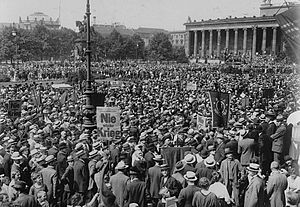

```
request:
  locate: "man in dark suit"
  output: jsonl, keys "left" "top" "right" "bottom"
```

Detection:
{"left": 125, "top": 169, "right": 148, "bottom": 207}
{"left": 265, "top": 111, "right": 277, "bottom": 137}
{"left": 159, "top": 164, "right": 182, "bottom": 198}
{"left": 147, "top": 154, "right": 163, "bottom": 207}
{"left": 13, "top": 180, "right": 38, "bottom": 207}
{"left": 56, "top": 142, "right": 68, "bottom": 178}
{"left": 271, "top": 115, "right": 286, "bottom": 164}
{"left": 73, "top": 150, "right": 89, "bottom": 205}
{"left": 40, "top": 155, "right": 58, "bottom": 207}
{"left": 177, "top": 171, "right": 200, "bottom": 207}
{"left": 144, "top": 143, "right": 156, "bottom": 169}
{"left": 257, "top": 125, "right": 273, "bottom": 176}
{"left": 244, "top": 163, "right": 265, "bottom": 207}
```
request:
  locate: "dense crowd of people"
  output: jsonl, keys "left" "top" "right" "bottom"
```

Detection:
{"left": 0, "top": 59, "right": 299, "bottom": 207}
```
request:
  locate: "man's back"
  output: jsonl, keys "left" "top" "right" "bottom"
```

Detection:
{"left": 267, "top": 171, "right": 288, "bottom": 207}
{"left": 126, "top": 179, "right": 147, "bottom": 207}
{"left": 110, "top": 171, "right": 129, "bottom": 207}
{"left": 148, "top": 165, "right": 161, "bottom": 199}
{"left": 177, "top": 185, "right": 201, "bottom": 207}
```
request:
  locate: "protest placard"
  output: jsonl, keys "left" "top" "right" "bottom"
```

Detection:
{"left": 96, "top": 107, "right": 121, "bottom": 140}
{"left": 8, "top": 100, "right": 22, "bottom": 119}
{"left": 186, "top": 82, "right": 197, "bottom": 91}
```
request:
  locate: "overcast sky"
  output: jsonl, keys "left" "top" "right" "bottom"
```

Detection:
{"left": 0, "top": 0, "right": 295, "bottom": 31}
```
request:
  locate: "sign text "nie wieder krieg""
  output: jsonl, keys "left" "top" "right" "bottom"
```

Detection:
{"left": 96, "top": 107, "right": 121, "bottom": 139}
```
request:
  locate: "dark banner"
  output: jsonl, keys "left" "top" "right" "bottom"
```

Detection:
{"left": 263, "top": 88, "right": 275, "bottom": 99}
{"left": 275, "top": 6, "right": 300, "bottom": 61}
{"left": 91, "top": 93, "right": 106, "bottom": 107}
{"left": 208, "top": 91, "right": 230, "bottom": 128}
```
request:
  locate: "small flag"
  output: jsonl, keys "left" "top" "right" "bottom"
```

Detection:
{"left": 59, "top": 91, "right": 68, "bottom": 105}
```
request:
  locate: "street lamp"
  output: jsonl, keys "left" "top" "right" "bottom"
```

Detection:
{"left": 83, "top": 0, "right": 96, "bottom": 130}
{"left": 11, "top": 30, "right": 18, "bottom": 66}
{"left": 136, "top": 43, "right": 139, "bottom": 60}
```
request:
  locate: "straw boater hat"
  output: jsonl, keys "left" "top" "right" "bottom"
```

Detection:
{"left": 45, "top": 155, "right": 56, "bottom": 164}
{"left": 160, "top": 164, "right": 170, "bottom": 171}
{"left": 153, "top": 154, "right": 164, "bottom": 162}
{"left": 67, "top": 155, "right": 74, "bottom": 162}
{"left": 184, "top": 154, "right": 196, "bottom": 164}
{"left": 174, "top": 161, "right": 185, "bottom": 173}
{"left": 89, "top": 150, "right": 99, "bottom": 159}
{"left": 204, "top": 156, "right": 216, "bottom": 168}
{"left": 246, "top": 163, "right": 260, "bottom": 172}
{"left": 115, "top": 161, "right": 129, "bottom": 170}
{"left": 11, "top": 152, "right": 23, "bottom": 160}
{"left": 184, "top": 171, "right": 197, "bottom": 182}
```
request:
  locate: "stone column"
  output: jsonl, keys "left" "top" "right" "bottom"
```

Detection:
{"left": 252, "top": 26, "right": 257, "bottom": 58}
{"left": 217, "top": 29, "right": 221, "bottom": 57}
{"left": 262, "top": 27, "right": 267, "bottom": 53}
{"left": 185, "top": 31, "right": 190, "bottom": 57}
{"left": 201, "top": 30, "right": 205, "bottom": 58}
{"left": 272, "top": 27, "right": 277, "bottom": 55}
{"left": 243, "top": 28, "right": 247, "bottom": 54}
{"left": 193, "top": 31, "right": 198, "bottom": 57}
{"left": 225, "top": 29, "right": 229, "bottom": 50}
{"left": 209, "top": 30, "right": 213, "bottom": 56}
{"left": 234, "top": 28, "right": 238, "bottom": 54}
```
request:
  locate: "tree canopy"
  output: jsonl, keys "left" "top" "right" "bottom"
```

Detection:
{"left": 0, "top": 26, "right": 185, "bottom": 63}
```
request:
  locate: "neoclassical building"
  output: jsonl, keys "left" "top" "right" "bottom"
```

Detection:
{"left": 184, "top": 1, "right": 297, "bottom": 58}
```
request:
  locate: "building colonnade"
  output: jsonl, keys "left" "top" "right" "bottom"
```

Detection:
{"left": 188, "top": 26, "right": 280, "bottom": 58}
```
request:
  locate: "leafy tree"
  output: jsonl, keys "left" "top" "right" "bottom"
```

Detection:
{"left": 173, "top": 46, "right": 188, "bottom": 63}
{"left": 148, "top": 33, "right": 172, "bottom": 61}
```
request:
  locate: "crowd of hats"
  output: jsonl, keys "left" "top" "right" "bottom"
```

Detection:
{"left": 0, "top": 62, "right": 298, "bottom": 185}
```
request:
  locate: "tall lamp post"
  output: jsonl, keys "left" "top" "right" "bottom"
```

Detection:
{"left": 83, "top": 0, "right": 96, "bottom": 130}
{"left": 11, "top": 30, "right": 18, "bottom": 66}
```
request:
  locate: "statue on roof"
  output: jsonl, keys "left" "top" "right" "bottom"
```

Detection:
{"left": 262, "top": 0, "right": 271, "bottom": 4}
{"left": 187, "top": 16, "right": 192, "bottom": 23}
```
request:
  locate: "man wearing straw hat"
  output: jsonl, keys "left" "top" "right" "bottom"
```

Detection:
{"left": 177, "top": 171, "right": 200, "bottom": 207}
{"left": 244, "top": 163, "right": 265, "bottom": 207}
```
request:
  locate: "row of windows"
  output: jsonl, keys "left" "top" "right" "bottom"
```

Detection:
{"left": 172, "top": 39, "right": 184, "bottom": 45}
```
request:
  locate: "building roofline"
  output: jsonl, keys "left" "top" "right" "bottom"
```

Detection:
{"left": 184, "top": 15, "right": 277, "bottom": 26}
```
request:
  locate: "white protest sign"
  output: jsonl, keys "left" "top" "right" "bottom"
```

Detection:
{"left": 186, "top": 82, "right": 197, "bottom": 91}
{"left": 96, "top": 107, "right": 121, "bottom": 139}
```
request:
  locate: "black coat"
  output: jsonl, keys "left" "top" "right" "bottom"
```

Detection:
{"left": 160, "top": 176, "right": 182, "bottom": 198}
{"left": 125, "top": 179, "right": 148, "bottom": 207}
{"left": 73, "top": 158, "right": 89, "bottom": 193}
